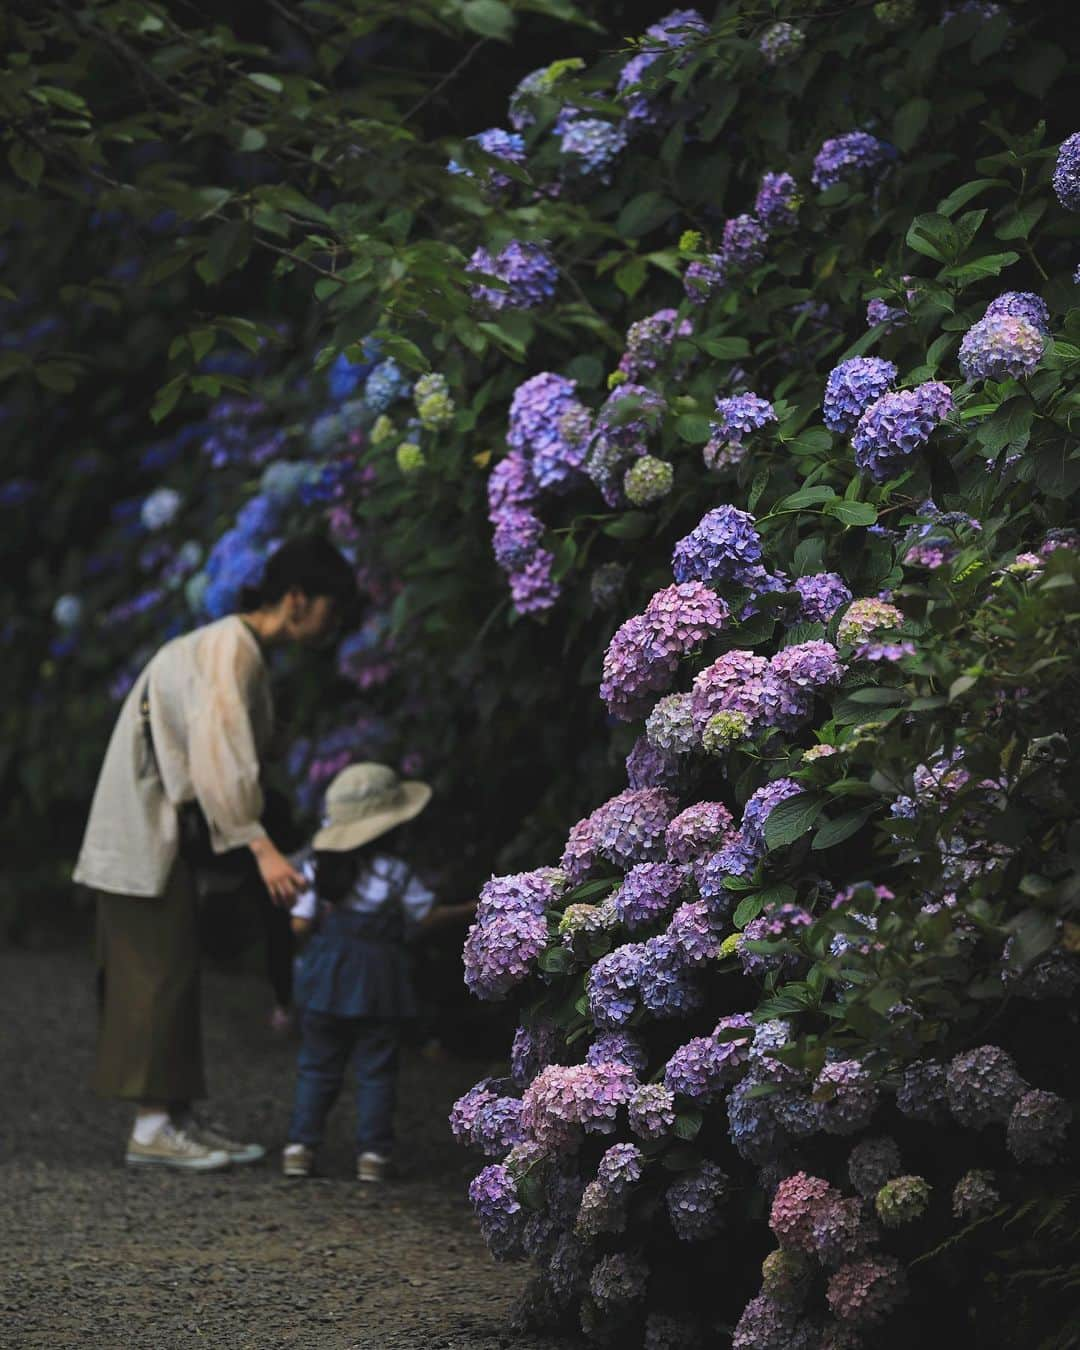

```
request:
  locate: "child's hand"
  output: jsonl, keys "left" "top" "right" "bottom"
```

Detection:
{"left": 290, "top": 916, "right": 314, "bottom": 938}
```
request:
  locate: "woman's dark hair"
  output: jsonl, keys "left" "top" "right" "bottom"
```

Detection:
{"left": 239, "top": 533, "right": 359, "bottom": 617}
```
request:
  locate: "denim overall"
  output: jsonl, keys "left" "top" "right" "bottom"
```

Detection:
{"left": 288, "top": 895, "right": 415, "bottom": 1156}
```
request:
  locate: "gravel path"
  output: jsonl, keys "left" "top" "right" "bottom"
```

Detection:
{"left": 0, "top": 948, "right": 564, "bottom": 1350}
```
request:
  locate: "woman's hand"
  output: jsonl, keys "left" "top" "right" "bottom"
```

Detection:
{"left": 249, "top": 836, "right": 304, "bottom": 907}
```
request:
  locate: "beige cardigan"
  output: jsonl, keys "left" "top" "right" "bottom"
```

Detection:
{"left": 73, "top": 616, "right": 274, "bottom": 898}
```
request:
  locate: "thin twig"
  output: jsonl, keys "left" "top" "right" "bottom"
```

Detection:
{"left": 402, "top": 38, "right": 488, "bottom": 123}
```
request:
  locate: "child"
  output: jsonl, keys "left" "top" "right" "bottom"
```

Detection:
{"left": 282, "top": 762, "right": 474, "bottom": 1181}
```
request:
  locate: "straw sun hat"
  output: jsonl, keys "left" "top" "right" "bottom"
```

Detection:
{"left": 313, "top": 762, "right": 432, "bottom": 852}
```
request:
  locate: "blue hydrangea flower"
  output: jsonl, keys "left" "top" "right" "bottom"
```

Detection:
{"left": 794, "top": 572, "right": 853, "bottom": 625}
{"left": 364, "top": 359, "right": 411, "bottom": 413}
{"left": 587, "top": 944, "right": 646, "bottom": 1028}
{"left": 983, "top": 291, "right": 1050, "bottom": 334}
{"left": 866, "top": 297, "right": 906, "bottom": 331}
{"left": 684, "top": 254, "right": 726, "bottom": 304}
{"left": 759, "top": 22, "right": 804, "bottom": 65}
{"left": 958, "top": 312, "right": 1045, "bottom": 382}
{"left": 721, "top": 214, "right": 769, "bottom": 270}
{"left": 141, "top": 487, "right": 182, "bottom": 531}
{"left": 468, "top": 241, "right": 558, "bottom": 311}
{"left": 672, "top": 505, "right": 763, "bottom": 584}
{"left": 823, "top": 357, "right": 897, "bottom": 434}
{"left": 1052, "top": 132, "right": 1080, "bottom": 210}
{"left": 665, "top": 1161, "right": 729, "bottom": 1239}
{"left": 447, "top": 127, "right": 526, "bottom": 192}
{"left": 755, "top": 172, "right": 800, "bottom": 230}
{"left": 711, "top": 393, "right": 777, "bottom": 446}
{"left": 558, "top": 117, "right": 628, "bottom": 177}
{"left": 811, "top": 132, "right": 895, "bottom": 191}
{"left": 508, "top": 548, "right": 560, "bottom": 615}
{"left": 852, "top": 381, "right": 954, "bottom": 481}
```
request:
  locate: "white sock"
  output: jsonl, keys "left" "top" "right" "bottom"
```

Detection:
{"left": 132, "top": 1110, "right": 170, "bottom": 1145}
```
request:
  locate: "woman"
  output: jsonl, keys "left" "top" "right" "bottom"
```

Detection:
{"left": 74, "top": 533, "right": 357, "bottom": 1171}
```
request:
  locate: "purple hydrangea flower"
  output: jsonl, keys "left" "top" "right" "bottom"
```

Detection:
{"left": 595, "top": 381, "right": 666, "bottom": 447}
{"left": 613, "top": 862, "right": 685, "bottom": 930}
{"left": 469, "top": 1163, "right": 524, "bottom": 1260}
{"left": 463, "top": 908, "right": 549, "bottom": 1000}
{"left": 741, "top": 778, "right": 803, "bottom": 854}
{"left": 646, "top": 693, "right": 699, "bottom": 756}
{"left": 823, "top": 357, "right": 898, "bottom": 434}
{"left": 522, "top": 1061, "right": 638, "bottom": 1149}
{"left": 684, "top": 254, "right": 727, "bottom": 304}
{"left": 739, "top": 904, "right": 814, "bottom": 976}
{"left": 590, "top": 560, "right": 627, "bottom": 610}
{"left": 711, "top": 392, "right": 777, "bottom": 447}
{"left": 896, "top": 1059, "right": 948, "bottom": 1121}
{"left": 511, "top": 1021, "right": 559, "bottom": 1088}
{"left": 619, "top": 307, "right": 694, "bottom": 379}
{"left": 591, "top": 788, "right": 677, "bottom": 867}
{"left": 558, "top": 117, "right": 628, "bottom": 177}
{"left": 691, "top": 651, "right": 770, "bottom": 732}
{"left": 815, "top": 1059, "right": 879, "bottom": 1134}
{"left": 450, "top": 1079, "right": 498, "bottom": 1147}
{"left": 866, "top": 297, "right": 907, "bottom": 331}
{"left": 468, "top": 241, "right": 558, "bottom": 311}
{"left": 759, "top": 22, "right": 804, "bottom": 65}
{"left": 1052, "top": 132, "right": 1080, "bottom": 211}
{"left": 952, "top": 1169, "right": 1000, "bottom": 1219}
{"left": 769, "top": 638, "right": 843, "bottom": 708}
{"left": 626, "top": 735, "right": 681, "bottom": 790}
{"left": 644, "top": 581, "right": 731, "bottom": 656}
{"left": 722, "top": 214, "right": 769, "bottom": 270}
{"left": 665, "top": 801, "right": 736, "bottom": 863}
{"left": 812, "top": 132, "right": 895, "bottom": 191}
{"left": 673, "top": 505, "right": 763, "bottom": 585}
{"left": 589, "top": 1251, "right": 648, "bottom": 1310}
{"left": 667, "top": 899, "right": 724, "bottom": 966}
{"left": 826, "top": 1256, "right": 908, "bottom": 1327}
{"left": 561, "top": 814, "right": 599, "bottom": 884}
{"left": 727, "top": 1073, "right": 786, "bottom": 1163}
{"left": 628, "top": 1083, "right": 677, "bottom": 1139}
{"left": 852, "top": 380, "right": 954, "bottom": 480}
{"left": 946, "top": 1045, "right": 1027, "bottom": 1128}
{"left": 755, "top": 171, "right": 800, "bottom": 230}
{"left": 770, "top": 1172, "right": 840, "bottom": 1251}
{"left": 508, "top": 548, "right": 560, "bottom": 615}
{"left": 794, "top": 572, "right": 853, "bottom": 625}
{"left": 492, "top": 508, "right": 544, "bottom": 569}
{"left": 811, "top": 1195, "right": 877, "bottom": 1266}
{"left": 666, "top": 1161, "right": 729, "bottom": 1239}
{"left": 473, "top": 1096, "right": 525, "bottom": 1158}
{"left": 959, "top": 313, "right": 1045, "bottom": 382}
{"left": 587, "top": 1031, "right": 647, "bottom": 1074}
{"left": 639, "top": 933, "right": 703, "bottom": 1018}
{"left": 734, "top": 1295, "right": 818, "bottom": 1350}
{"left": 665, "top": 1034, "right": 743, "bottom": 1102}
{"left": 506, "top": 372, "right": 584, "bottom": 489}
{"left": 984, "top": 291, "right": 1050, "bottom": 334}
{"left": 487, "top": 451, "right": 538, "bottom": 520}
{"left": 1007, "top": 1088, "right": 1071, "bottom": 1164}
{"left": 587, "top": 943, "right": 647, "bottom": 1027}
{"left": 447, "top": 127, "right": 527, "bottom": 192}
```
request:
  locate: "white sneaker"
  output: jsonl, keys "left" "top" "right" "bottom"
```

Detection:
{"left": 357, "top": 1151, "right": 389, "bottom": 1183}
{"left": 185, "top": 1115, "right": 266, "bottom": 1166}
{"left": 283, "top": 1143, "right": 314, "bottom": 1178}
{"left": 125, "top": 1121, "right": 232, "bottom": 1172}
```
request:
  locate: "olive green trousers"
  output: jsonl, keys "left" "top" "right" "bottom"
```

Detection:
{"left": 92, "top": 861, "right": 207, "bottom": 1102}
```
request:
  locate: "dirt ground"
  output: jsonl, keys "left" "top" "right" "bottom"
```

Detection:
{"left": 0, "top": 946, "right": 566, "bottom": 1350}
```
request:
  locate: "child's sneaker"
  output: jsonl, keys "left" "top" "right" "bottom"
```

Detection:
{"left": 357, "top": 1151, "right": 389, "bottom": 1183}
{"left": 282, "top": 1143, "right": 314, "bottom": 1178}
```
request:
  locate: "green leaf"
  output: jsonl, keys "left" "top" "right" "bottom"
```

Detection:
{"left": 763, "top": 793, "right": 825, "bottom": 850}
{"left": 939, "top": 251, "right": 1019, "bottom": 286}
{"left": 892, "top": 97, "right": 931, "bottom": 153}
{"left": 994, "top": 200, "right": 1046, "bottom": 241}
{"left": 847, "top": 687, "right": 907, "bottom": 705}
{"left": 616, "top": 191, "right": 677, "bottom": 239}
{"left": 812, "top": 807, "right": 873, "bottom": 851}
{"left": 462, "top": 0, "right": 514, "bottom": 38}
{"left": 697, "top": 336, "right": 750, "bottom": 360}
{"left": 8, "top": 140, "right": 44, "bottom": 188}
{"left": 673, "top": 1110, "right": 703, "bottom": 1142}
{"left": 785, "top": 427, "right": 834, "bottom": 457}
{"left": 733, "top": 895, "right": 765, "bottom": 929}
{"left": 615, "top": 256, "right": 647, "bottom": 298}
{"left": 675, "top": 413, "right": 712, "bottom": 444}
{"left": 248, "top": 72, "right": 284, "bottom": 93}
{"left": 824, "top": 499, "right": 877, "bottom": 528}
{"left": 538, "top": 946, "right": 572, "bottom": 975}
{"left": 936, "top": 178, "right": 1006, "bottom": 217}
{"left": 602, "top": 511, "right": 652, "bottom": 541}
{"left": 906, "top": 213, "right": 957, "bottom": 263}
{"left": 776, "top": 485, "right": 837, "bottom": 511}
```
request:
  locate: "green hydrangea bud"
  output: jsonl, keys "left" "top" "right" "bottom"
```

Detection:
{"left": 875, "top": 1174, "right": 932, "bottom": 1228}
{"left": 761, "top": 1249, "right": 813, "bottom": 1308}
{"left": 873, "top": 0, "right": 917, "bottom": 28}
{"left": 624, "top": 455, "right": 674, "bottom": 507}
{"left": 679, "top": 229, "right": 703, "bottom": 254}
{"left": 371, "top": 415, "right": 395, "bottom": 444}
{"left": 396, "top": 442, "right": 425, "bottom": 474}
{"left": 718, "top": 932, "right": 742, "bottom": 959}
{"left": 702, "top": 709, "right": 750, "bottom": 753}
{"left": 607, "top": 369, "right": 628, "bottom": 390}
{"left": 414, "top": 372, "right": 455, "bottom": 430}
